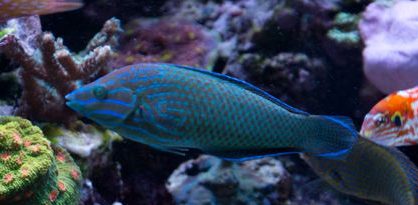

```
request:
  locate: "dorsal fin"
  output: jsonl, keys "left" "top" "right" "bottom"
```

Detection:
{"left": 323, "top": 115, "right": 356, "bottom": 130}
{"left": 160, "top": 63, "right": 309, "bottom": 116}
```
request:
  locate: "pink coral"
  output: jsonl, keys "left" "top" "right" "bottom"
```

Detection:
{"left": 360, "top": 0, "right": 418, "bottom": 94}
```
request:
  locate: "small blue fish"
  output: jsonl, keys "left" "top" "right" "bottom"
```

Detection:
{"left": 65, "top": 63, "right": 358, "bottom": 161}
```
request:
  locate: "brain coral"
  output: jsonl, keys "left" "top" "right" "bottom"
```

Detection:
{"left": 0, "top": 116, "right": 81, "bottom": 205}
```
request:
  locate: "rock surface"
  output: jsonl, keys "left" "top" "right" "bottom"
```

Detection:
{"left": 167, "top": 155, "right": 292, "bottom": 205}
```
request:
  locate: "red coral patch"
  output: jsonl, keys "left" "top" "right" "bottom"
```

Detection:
{"left": 58, "top": 180, "right": 67, "bottom": 192}
{"left": 49, "top": 190, "right": 58, "bottom": 202}
{"left": 0, "top": 152, "right": 10, "bottom": 161}
{"left": 21, "top": 167, "right": 29, "bottom": 177}
{"left": 3, "top": 173, "right": 13, "bottom": 184}
{"left": 56, "top": 152, "right": 66, "bottom": 163}
{"left": 23, "top": 140, "right": 31, "bottom": 147}
{"left": 70, "top": 169, "right": 80, "bottom": 181}
{"left": 12, "top": 132, "right": 23, "bottom": 145}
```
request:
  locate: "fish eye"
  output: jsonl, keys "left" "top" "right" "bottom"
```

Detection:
{"left": 391, "top": 112, "right": 402, "bottom": 127}
{"left": 92, "top": 86, "right": 107, "bottom": 100}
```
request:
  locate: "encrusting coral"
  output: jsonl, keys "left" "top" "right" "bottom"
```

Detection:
{"left": 0, "top": 116, "right": 82, "bottom": 205}
{"left": 0, "top": 18, "right": 122, "bottom": 124}
{"left": 227, "top": 52, "right": 328, "bottom": 112}
{"left": 110, "top": 18, "right": 217, "bottom": 69}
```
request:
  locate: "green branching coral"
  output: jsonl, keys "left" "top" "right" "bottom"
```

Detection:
{"left": 0, "top": 116, "right": 81, "bottom": 205}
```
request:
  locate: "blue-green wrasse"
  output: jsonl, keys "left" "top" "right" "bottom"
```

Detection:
{"left": 302, "top": 137, "right": 418, "bottom": 205}
{"left": 65, "top": 63, "right": 358, "bottom": 161}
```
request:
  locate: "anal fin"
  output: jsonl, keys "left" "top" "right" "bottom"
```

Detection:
{"left": 207, "top": 147, "right": 304, "bottom": 162}
{"left": 149, "top": 144, "right": 195, "bottom": 156}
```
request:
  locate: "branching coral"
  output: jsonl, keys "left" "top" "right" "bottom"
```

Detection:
{"left": 0, "top": 116, "right": 82, "bottom": 205}
{"left": 0, "top": 18, "right": 121, "bottom": 124}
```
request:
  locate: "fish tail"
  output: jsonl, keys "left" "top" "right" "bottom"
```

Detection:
{"left": 305, "top": 115, "right": 358, "bottom": 159}
{"left": 35, "top": 0, "right": 83, "bottom": 15}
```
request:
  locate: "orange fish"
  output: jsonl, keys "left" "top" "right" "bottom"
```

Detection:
{"left": 361, "top": 86, "right": 418, "bottom": 146}
{"left": 0, "top": 0, "right": 83, "bottom": 22}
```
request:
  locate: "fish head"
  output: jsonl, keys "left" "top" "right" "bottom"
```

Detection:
{"left": 360, "top": 92, "right": 415, "bottom": 146}
{"left": 65, "top": 77, "right": 137, "bottom": 129}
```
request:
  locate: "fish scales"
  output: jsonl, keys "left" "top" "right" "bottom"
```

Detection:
{"left": 107, "top": 65, "right": 299, "bottom": 148}
{"left": 66, "top": 63, "right": 357, "bottom": 161}
{"left": 302, "top": 137, "right": 418, "bottom": 205}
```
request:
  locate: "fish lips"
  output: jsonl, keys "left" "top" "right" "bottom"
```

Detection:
{"left": 65, "top": 93, "right": 74, "bottom": 101}
{"left": 65, "top": 92, "right": 81, "bottom": 111}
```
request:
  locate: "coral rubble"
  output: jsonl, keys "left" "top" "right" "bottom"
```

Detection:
{"left": 0, "top": 116, "right": 82, "bottom": 205}
{"left": 167, "top": 155, "right": 292, "bottom": 205}
{"left": 0, "top": 17, "right": 121, "bottom": 124}
{"left": 42, "top": 122, "right": 121, "bottom": 158}
{"left": 82, "top": 142, "right": 181, "bottom": 205}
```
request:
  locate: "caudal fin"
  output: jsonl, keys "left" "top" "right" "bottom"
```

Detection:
{"left": 306, "top": 115, "right": 358, "bottom": 159}
{"left": 38, "top": 0, "right": 84, "bottom": 15}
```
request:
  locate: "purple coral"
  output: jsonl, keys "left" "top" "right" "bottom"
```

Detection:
{"left": 110, "top": 18, "right": 217, "bottom": 68}
{"left": 0, "top": 18, "right": 121, "bottom": 123}
{"left": 360, "top": 0, "right": 418, "bottom": 94}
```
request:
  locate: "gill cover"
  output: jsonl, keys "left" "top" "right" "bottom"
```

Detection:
{"left": 66, "top": 86, "right": 137, "bottom": 128}
{"left": 88, "top": 87, "right": 137, "bottom": 126}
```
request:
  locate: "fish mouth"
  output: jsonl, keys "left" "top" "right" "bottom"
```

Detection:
{"left": 65, "top": 101, "right": 81, "bottom": 112}
{"left": 64, "top": 93, "right": 73, "bottom": 101}
{"left": 360, "top": 129, "right": 372, "bottom": 138}
{"left": 65, "top": 93, "right": 79, "bottom": 111}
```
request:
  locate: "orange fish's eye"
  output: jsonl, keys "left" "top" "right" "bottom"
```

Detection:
{"left": 390, "top": 112, "right": 402, "bottom": 127}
